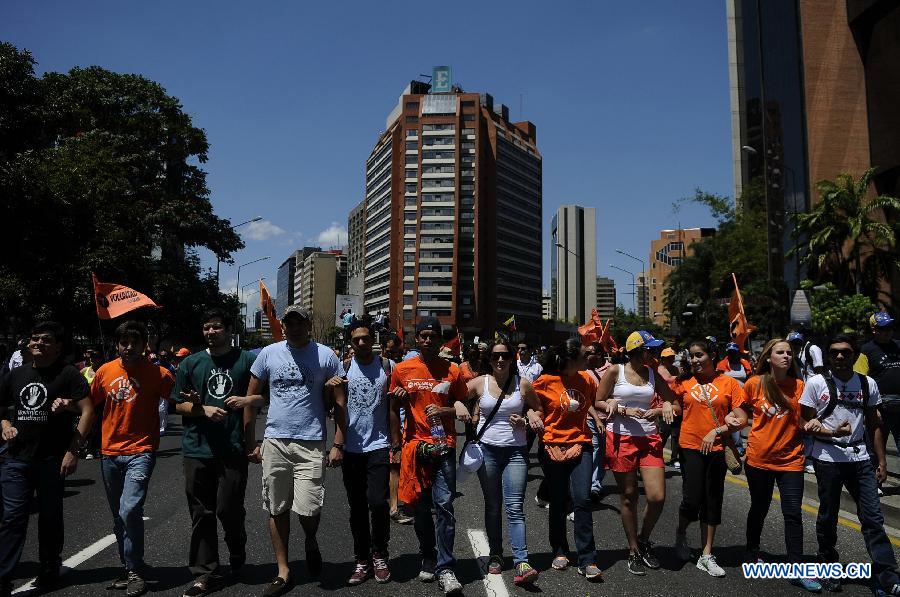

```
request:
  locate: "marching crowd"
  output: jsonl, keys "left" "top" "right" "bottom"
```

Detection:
{"left": 1, "top": 306, "right": 900, "bottom": 596}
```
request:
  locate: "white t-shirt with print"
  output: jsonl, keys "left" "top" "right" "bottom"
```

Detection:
{"left": 799, "top": 373, "right": 880, "bottom": 463}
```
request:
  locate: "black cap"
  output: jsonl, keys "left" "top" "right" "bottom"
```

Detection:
{"left": 416, "top": 317, "right": 442, "bottom": 335}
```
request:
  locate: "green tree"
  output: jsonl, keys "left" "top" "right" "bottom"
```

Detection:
{"left": 792, "top": 169, "right": 900, "bottom": 301}
{"left": 801, "top": 281, "right": 876, "bottom": 337}
{"left": 664, "top": 184, "right": 784, "bottom": 338}
{"left": 0, "top": 43, "right": 242, "bottom": 342}
{"left": 609, "top": 306, "right": 666, "bottom": 345}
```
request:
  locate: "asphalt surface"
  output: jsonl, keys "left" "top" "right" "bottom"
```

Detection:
{"left": 7, "top": 413, "right": 896, "bottom": 597}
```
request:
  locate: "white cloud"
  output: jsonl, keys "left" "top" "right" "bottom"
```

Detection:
{"left": 316, "top": 222, "right": 348, "bottom": 247}
{"left": 242, "top": 219, "right": 286, "bottom": 241}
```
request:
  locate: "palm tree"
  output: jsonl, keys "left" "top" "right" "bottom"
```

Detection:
{"left": 792, "top": 168, "right": 900, "bottom": 297}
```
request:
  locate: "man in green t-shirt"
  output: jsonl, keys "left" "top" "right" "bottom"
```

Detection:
{"left": 174, "top": 308, "right": 256, "bottom": 597}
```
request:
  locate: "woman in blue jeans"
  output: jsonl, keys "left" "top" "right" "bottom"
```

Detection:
{"left": 466, "top": 340, "right": 540, "bottom": 586}
{"left": 526, "top": 339, "right": 603, "bottom": 582}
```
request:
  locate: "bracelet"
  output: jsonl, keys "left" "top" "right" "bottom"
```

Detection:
{"left": 333, "top": 443, "right": 344, "bottom": 451}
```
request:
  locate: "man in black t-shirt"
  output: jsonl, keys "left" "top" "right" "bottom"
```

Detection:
{"left": 0, "top": 322, "right": 94, "bottom": 595}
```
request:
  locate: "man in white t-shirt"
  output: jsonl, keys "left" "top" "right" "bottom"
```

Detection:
{"left": 800, "top": 333, "right": 900, "bottom": 594}
{"left": 788, "top": 331, "right": 824, "bottom": 381}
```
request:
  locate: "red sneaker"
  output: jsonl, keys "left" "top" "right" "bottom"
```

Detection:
{"left": 348, "top": 560, "right": 370, "bottom": 585}
{"left": 372, "top": 552, "right": 391, "bottom": 583}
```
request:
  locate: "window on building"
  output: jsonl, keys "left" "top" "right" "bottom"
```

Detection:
{"left": 405, "top": 102, "right": 419, "bottom": 110}
{"left": 406, "top": 141, "right": 417, "bottom": 150}
{"left": 404, "top": 267, "right": 414, "bottom": 276}
{"left": 405, "top": 169, "right": 417, "bottom": 178}
{"left": 405, "top": 183, "right": 417, "bottom": 193}
{"left": 406, "top": 129, "right": 418, "bottom": 137}
{"left": 406, "top": 116, "right": 418, "bottom": 123}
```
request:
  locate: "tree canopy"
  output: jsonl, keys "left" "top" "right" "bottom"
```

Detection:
{"left": 0, "top": 42, "right": 242, "bottom": 345}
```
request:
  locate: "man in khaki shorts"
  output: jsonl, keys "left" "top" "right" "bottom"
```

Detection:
{"left": 244, "top": 306, "right": 346, "bottom": 597}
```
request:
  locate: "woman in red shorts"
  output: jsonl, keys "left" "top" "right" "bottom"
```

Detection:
{"left": 598, "top": 331, "right": 676, "bottom": 576}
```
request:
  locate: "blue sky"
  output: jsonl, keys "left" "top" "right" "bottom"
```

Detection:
{"left": 2, "top": 1, "right": 732, "bottom": 310}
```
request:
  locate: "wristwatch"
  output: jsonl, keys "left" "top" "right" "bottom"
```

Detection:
{"left": 332, "top": 443, "right": 345, "bottom": 451}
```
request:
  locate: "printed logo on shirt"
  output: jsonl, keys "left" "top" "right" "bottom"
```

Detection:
{"left": 19, "top": 382, "right": 49, "bottom": 411}
{"left": 761, "top": 400, "right": 788, "bottom": 419}
{"left": 559, "top": 388, "right": 585, "bottom": 412}
{"left": 109, "top": 375, "right": 139, "bottom": 403}
{"left": 689, "top": 382, "right": 719, "bottom": 404}
{"left": 272, "top": 361, "right": 314, "bottom": 392}
{"left": 207, "top": 368, "right": 233, "bottom": 399}
{"left": 348, "top": 374, "right": 382, "bottom": 412}
{"left": 405, "top": 378, "right": 442, "bottom": 392}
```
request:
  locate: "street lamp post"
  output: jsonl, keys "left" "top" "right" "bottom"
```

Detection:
{"left": 555, "top": 242, "right": 583, "bottom": 322}
{"left": 609, "top": 264, "right": 636, "bottom": 313}
{"left": 235, "top": 257, "right": 270, "bottom": 332}
{"left": 616, "top": 249, "right": 646, "bottom": 318}
{"left": 217, "top": 216, "right": 263, "bottom": 286}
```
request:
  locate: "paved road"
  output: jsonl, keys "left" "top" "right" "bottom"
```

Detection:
{"left": 8, "top": 414, "right": 895, "bottom": 596}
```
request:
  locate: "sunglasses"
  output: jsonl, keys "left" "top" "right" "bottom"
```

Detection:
{"left": 829, "top": 348, "right": 854, "bottom": 357}
{"left": 491, "top": 352, "right": 513, "bottom": 361}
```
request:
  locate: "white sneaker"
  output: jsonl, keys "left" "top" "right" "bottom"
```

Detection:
{"left": 437, "top": 569, "right": 463, "bottom": 596}
{"left": 674, "top": 532, "right": 691, "bottom": 562}
{"left": 804, "top": 463, "right": 815, "bottom": 474}
{"left": 534, "top": 495, "right": 548, "bottom": 508}
{"left": 697, "top": 554, "right": 726, "bottom": 577}
{"left": 673, "top": 461, "right": 681, "bottom": 469}
{"left": 566, "top": 511, "right": 574, "bottom": 522}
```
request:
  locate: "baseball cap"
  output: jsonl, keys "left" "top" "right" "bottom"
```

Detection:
{"left": 871, "top": 312, "right": 895, "bottom": 328}
{"left": 726, "top": 342, "right": 739, "bottom": 352}
{"left": 416, "top": 317, "right": 442, "bottom": 335}
{"left": 175, "top": 348, "right": 190, "bottom": 358}
{"left": 786, "top": 331, "right": 804, "bottom": 343}
{"left": 660, "top": 347, "right": 676, "bottom": 358}
{"left": 705, "top": 335, "right": 718, "bottom": 344}
{"left": 625, "top": 330, "right": 664, "bottom": 353}
{"left": 282, "top": 305, "right": 311, "bottom": 320}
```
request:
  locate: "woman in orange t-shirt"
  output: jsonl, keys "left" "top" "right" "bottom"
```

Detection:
{"left": 525, "top": 339, "right": 602, "bottom": 582}
{"left": 724, "top": 339, "right": 821, "bottom": 591}
{"left": 673, "top": 339, "right": 743, "bottom": 578}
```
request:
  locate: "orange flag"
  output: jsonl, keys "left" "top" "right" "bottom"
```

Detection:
{"left": 92, "top": 273, "right": 159, "bottom": 320}
{"left": 728, "top": 273, "right": 756, "bottom": 352}
{"left": 259, "top": 280, "right": 284, "bottom": 342}
{"left": 578, "top": 308, "right": 603, "bottom": 346}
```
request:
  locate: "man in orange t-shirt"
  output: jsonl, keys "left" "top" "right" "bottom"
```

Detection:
{"left": 389, "top": 318, "right": 468, "bottom": 594}
{"left": 90, "top": 321, "right": 174, "bottom": 595}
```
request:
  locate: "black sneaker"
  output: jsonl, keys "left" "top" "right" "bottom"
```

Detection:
{"left": 627, "top": 551, "right": 646, "bottom": 576}
{"left": 818, "top": 577, "right": 841, "bottom": 592}
{"left": 108, "top": 571, "right": 129, "bottom": 590}
{"left": 638, "top": 540, "right": 660, "bottom": 569}
{"left": 419, "top": 557, "right": 437, "bottom": 582}
{"left": 262, "top": 576, "right": 293, "bottom": 597}
{"left": 126, "top": 570, "right": 147, "bottom": 597}
{"left": 306, "top": 547, "right": 323, "bottom": 578}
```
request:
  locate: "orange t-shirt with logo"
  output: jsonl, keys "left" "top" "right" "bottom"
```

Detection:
{"left": 390, "top": 356, "right": 468, "bottom": 447}
{"left": 533, "top": 372, "right": 597, "bottom": 445}
{"left": 675, "top": 373, "right": 743, "bottom": 452}
{"left": 91, "top": 358, "right": 175, "bottom": 455}
{"left": 738, "top": 375, "right": 805, "bottom": 471}
{"left": 716, "top": 358, "right": 752, "bottom": 376}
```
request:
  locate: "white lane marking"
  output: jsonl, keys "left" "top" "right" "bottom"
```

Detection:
{"left": 12, "top": 517, "right": 150, "bottom": 595}
{"left": 466, "top": 528, "right": 510, "bottom": 597}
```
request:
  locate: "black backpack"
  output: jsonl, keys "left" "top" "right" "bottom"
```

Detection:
{"left": 819, "top": 372, "right": 871, "bottom": 421}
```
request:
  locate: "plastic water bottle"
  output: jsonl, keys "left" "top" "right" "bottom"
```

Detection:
{"left": 428, "top": 413, "right": 448, "bottom": 453}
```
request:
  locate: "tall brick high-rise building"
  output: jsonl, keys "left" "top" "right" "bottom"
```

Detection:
{"left": 362, "top": 79, "right": 542, "bottom": 337}
{"left": 728, "top": 0, "right": 900, "bottom": 299}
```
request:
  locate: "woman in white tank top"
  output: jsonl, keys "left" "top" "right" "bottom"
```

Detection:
{"left": 463, "top": 340, "right": 541, "bottom": 586}
{"left": 596, "top": 330, "right": 678, "bottom": 576}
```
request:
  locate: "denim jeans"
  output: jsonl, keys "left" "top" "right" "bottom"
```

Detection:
{"left": 587, "top": 418, "right": 606, "bottom": 493}
{"left": 477, "top": 444, "right": 528, "bottom": 564}
{"left": 101, "top": 453, "right": 156, "bottom": 571}
{"left": 745, "top": 463, "right": 804, "bottom": 562}
{"left": 0, "top": 457, "right": 64, "bottom": 582}
{"left": 413, "top": 450, "right": 456, "bottom": 571}
{"left": 542, "top": 444, "right": 596, "bottom": 567}
{"left": 813, "top": 458, "right": 900, "bottom": 590}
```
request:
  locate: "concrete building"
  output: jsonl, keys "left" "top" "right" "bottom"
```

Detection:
{"left": 551, "top": 205, "right": 597, "bottom": 323}
{"left": 648, "top": 228, "right": 716, "bottom": 326}
{"left": 637, "top": 272, "right": 650, "bottom": 319}
{"left": 728, "top": 0, "right": 900, "bottom": 297}
{"left": 289, "top": 246, "right": 322, "bottom": 310}
{"left": 298, "top": 251, "right": 338, "bottom": 324}
{"left": 596, "top": 276, "right": 616, "bottom": 321}
{"left": 347, "top": 199, "right": 365, "bottom": 298}
{"left": 362, "top": 78, "right": 542, "bottom": 336}
{"left": 541, "top": 290, "right": 551, "bottom": 320}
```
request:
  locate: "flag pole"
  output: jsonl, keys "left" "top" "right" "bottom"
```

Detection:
{"left": 91, "top": 272, "right": 107, "bottom": 355}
